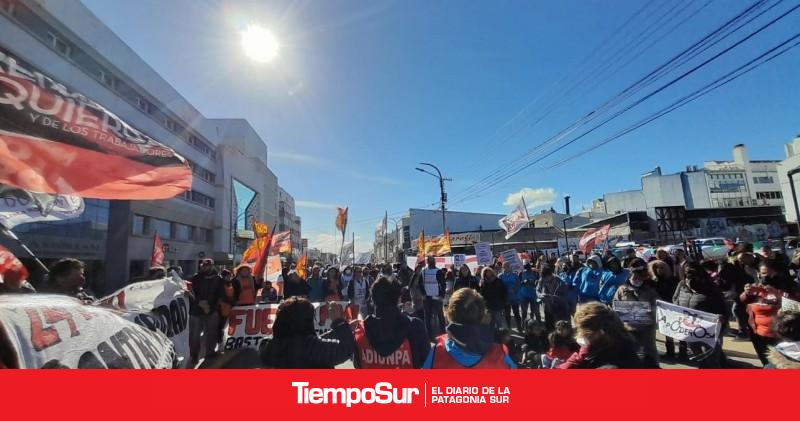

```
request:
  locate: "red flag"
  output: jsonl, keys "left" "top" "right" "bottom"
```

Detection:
{"left": 0, "top": 46, "right": 191, "bottom": 200}
{"left": 270, "top": 230, "right": 292, "bottom": 255}
{"left": 0, "top": 245, "right": 28, "bottom": 289}
{"left": 335, "top": 207, "right": 348, "bottom": 234}
{"left": 578, "top": 225, "right": 611, "bottom": 255}
{"left": 150, "top": 231, "right": 165, "bottom": 267}
{"left": 296, "top": 255, "right": 308, "bottom": 280}
{"left": 253, "top": 230, "right": 274, "bottom": 280}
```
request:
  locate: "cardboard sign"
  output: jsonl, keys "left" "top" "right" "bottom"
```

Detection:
{"left": 97, "top": 275, "right": 191, "bottom": 367}
{"left": 613, "top": 301, "right": 653, "bottom": 326}
{"left": 453, "top": 254, "right": 466, "bottom": 268}
{"left": 500, "top": 249, "right": 524, "bottom": 272}
{"left": 0, "top": 294, "right": 174, "bottom": 369}
{"left": 475, "top": 242, "right": 493, "bottom": 266}
{"left": 221, "top": 301, "right": 359, "bottom": 351}
{"left": 656, "top": 300, "right": 721, "bottom": 348}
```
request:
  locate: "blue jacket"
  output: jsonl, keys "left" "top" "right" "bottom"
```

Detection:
{"left": 519, "top": 270, "right": 538, "bottom": 300}
{"left": 499, "top": 272, "right": 521, "bottom": 304}
{"left": 598, "top": 269, "right": 630, "bottom": 304}
{"left": 576, "top": 267, "right": 604, "bottom": 301}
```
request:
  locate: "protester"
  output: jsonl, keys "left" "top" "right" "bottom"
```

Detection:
{"left": 443, "top": 268, "right": 455, "bottom": 306}
{"left": 302, "top": 265, "right": 323, "bottom": 301}
{"left": 232, "top": 264, "right": 258, "bottom": 306}
{"left": 556, "top": 257, "right": 580, "bottom": 316}
{"left": 407, "top": 262, "right": 426, "bottom": 320}
{"left": 259, "top": 297, "right": 354, "bottom": 368}
{"left": 766, "top": 310, "right": 800, "bottom": 369}
{"left": 520, "top": 319, "right": 549, "bottom": 366}
{"left": 613, "top": 257, "right": 660, "bottom": 368}
{"left": 324, "top": 267, "right": 343, "bottom": 301}
{"left": 189, "top": 258, "right": 222, "bottom": 365}
{"left": 218, "top": 268, "right": 237, "bottom": 319}
{"left": 649, "top": 259, "right": 679, "bottom": 359}
{"left": 420, "top": 256, "right": 446, "bottom": 340}
{"left": 740, "top": 259, "right": 796, "bottom": 366}
{"left": 479, "top": 267, "right": 508, "bottom": 331}
{"left": 719, "top": 254, "right": 755, "bottom": 340}
{"left": 598, "top": 257, "right": 629, "bottom": 305}
{"left": 41, "top": 258, "right": 94, "bottom": 303}
{"left": 499, "top": 262, "right": 522, "bottom": 330}
{"left": 536, "top": 264, "right": 569, "bottom": 331}
{"left": 423, "top": 288, "right": 516, "bottom": 368}
{"left": 559, "top": 302, "right": 641, "bottom": 369}
{"left": 541, "top": 320, "right": 580, "bottom": 368}
{"left": 575, "top": 255, "right": 604, "bottom": 303}
{"left": 673, "top": 248, "right": 688, "bottom": 282}
{"left": 453, "top": 264, "right": 479, "bottom": 291}
{"left": 673, "top": 262, "right": 729, "bottom": 368}
{"left": 396, "top": 258, "right": 414, "bottom": 288}
{"left": 622, "top": 247, "right": 637, "bottom": 268}
{"left": 519, "top": 263, "right": 540, "bottom": 322}
{"left": 347, "top": 266, "right": 370, "bottom": 318}
{"left": 353, "top": 277, "right": 430, "bottom": 368}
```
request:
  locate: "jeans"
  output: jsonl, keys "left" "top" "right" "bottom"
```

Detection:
{"left": 520, "top": 297, "right": 540, "bottom": 322}
{"left": 424, "top": 297, "right": 446, "bottom": 339}
{"left": 189, "top": 312, "right": 219, "bottom": 365}
{"left": 630, "top": 327, "right": 659, "bottom": 368}
{"left": 505, "top": 303, "right": 522, "bottom": 330}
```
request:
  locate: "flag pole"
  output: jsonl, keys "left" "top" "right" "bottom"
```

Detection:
{"left": 383, "top": 211, "right": 388, "bottom": 264}
{"left": 352, "top": 231, "right": 356, "bottom": 266}
{"left": 0, "top": 225, "right": 49, "bottom": 276}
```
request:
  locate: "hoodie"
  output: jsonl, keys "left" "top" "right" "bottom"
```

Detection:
{"left": 357, "top": 309, "right": 431, "bottom": 368}
{"left": 422, "top": 323, "right": 516, "bottom": 368}
{"left": 598, "top": 266, "right": 629, "bottom": 304}
{"left": 576, "top": 255, "right": 604, "bottom": 301}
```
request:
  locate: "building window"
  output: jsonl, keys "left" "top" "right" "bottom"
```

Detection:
{"left": 181, "top": 190, "right": 215, "bottom": 209}
{"left": 756, "top": 191, "right": 782, "bottom": 200}
{"left": 132, "top": 214, "right": 146, "bottom": 235}
{"left": 753, "top": 176, "right": 774, "bottom": 184}
{"left": 164, "top": 118, "right": 176, "bottom": 132}
{"left": 200, "top": 228, "right": 213, "bottom": 243}
{"left": 47, "top": 32, "right": 71, "bottom": 57}
{"left": 151, "top": 218, "right": 172, "bottom": 239}
{"left": 136, "top": 96, "right": 153, "bottom": 114}
{"left": 175, "top": 223, "right": 192, "bottom": 241}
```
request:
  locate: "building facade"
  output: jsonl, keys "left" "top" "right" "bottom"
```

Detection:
{"left": 0, "top": 0, "right": 298, "bottom": 293}
{"left": 277, "top": 186, "right": 301, "bottom": 257}
{"left": 777, "top": 135, "right": 800, "bottom": 224}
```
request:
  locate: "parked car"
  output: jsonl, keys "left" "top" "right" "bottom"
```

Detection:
{"left": 693, "top": 237, "right": 729, "bottom": 261}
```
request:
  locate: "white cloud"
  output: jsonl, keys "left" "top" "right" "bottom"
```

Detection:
{"left": 295, "top": 200, "right": 341, "bottom": 209}
{"left": 504, "top": 187, "right": 557, "bottom": 209}
{"left": 270, "top": 151, "right": 322, "bottom": 164}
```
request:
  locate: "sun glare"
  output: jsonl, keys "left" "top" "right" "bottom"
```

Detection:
{"left": 241, "top": 25, "right": 279, "bottom": 63}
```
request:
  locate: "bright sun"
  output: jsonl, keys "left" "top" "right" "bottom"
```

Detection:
{"left": 241, "top": 25, "right": 279, "bottom": 63}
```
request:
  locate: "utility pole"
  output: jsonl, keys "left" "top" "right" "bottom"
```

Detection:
{"left": 563, "top": 216, "right": 573, "bottom": 255}
{"left": 416, "top": 163, "right": 452, "bottom": 235}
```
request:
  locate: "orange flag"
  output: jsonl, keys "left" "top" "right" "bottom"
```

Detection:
{"left": 416, "top": 231, "right": 425, "bottom": 263}
{"left": 242, "top": 220, "right": 270, "bottom": 264}
{"left": 335, "top": 207, "right": 348, "bottom": 234}
{"left": 270, "top": 230, "right": 292, "bottom": 255}
{"left": 253, "top": 229, "right": 274, "bottom": 281}
{"left": 425, "top": 229, "right": 451, "bottom": 256}
{"left": 296, "top": 255, "right": 308, "bottom": 280}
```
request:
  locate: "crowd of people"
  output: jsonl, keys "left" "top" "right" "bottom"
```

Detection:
{"left": 2, "top": 241, "right": 800, "bottom": 370}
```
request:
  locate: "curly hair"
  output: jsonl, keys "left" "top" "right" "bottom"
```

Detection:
{"left": 446, "top": 288, "right": 488, "bottom": 325}
{"left": 272, "top": 297, "right": 316, "bottom": 338}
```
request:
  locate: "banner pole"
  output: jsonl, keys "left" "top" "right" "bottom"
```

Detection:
{"left": 1, "top": 225, "right": 49, "bottom": 275}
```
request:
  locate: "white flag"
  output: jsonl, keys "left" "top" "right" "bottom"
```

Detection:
{"left": 355, "top": 252, "right": 372, "bottom": 264}
{"left": 340, "top": 241, "right": 354, "bottom": 267}
{"left": 0, "top": 188, "right": 84, "bottom": 229}
{"left": 498, "top": 201, "right": 530, "bottom": 240}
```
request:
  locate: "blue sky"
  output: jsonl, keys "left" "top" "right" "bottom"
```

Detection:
{"left": 82, "top": 0, "right": 800, "bottom": 253}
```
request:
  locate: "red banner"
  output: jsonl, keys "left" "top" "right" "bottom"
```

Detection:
{"left": 578, "top": 224, "right": 611, "bottom": 254}
{"left": 0, "top": 46, "right": 191, "bottom": 200}
{"left": 0, "top": 245, "right": 28, "bottom": 288}
{"left": 150, "top": 231, "right": 164, "bottom": 267}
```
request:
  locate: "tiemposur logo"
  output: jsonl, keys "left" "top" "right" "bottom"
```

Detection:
{"left": 292, "top": 382, "right": 420, "bottom": 407}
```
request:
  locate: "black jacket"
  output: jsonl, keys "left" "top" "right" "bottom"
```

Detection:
{"left": 653, "top": 276, "right": 679, "bottom": 303}
{"left": 454, "top": 275, "right": 479, "bottom": 291}
{"left": 190, "top": 271, "right": 222, "bottom": 315}
{"left": 480, "top": 279, "right": 507, "bottom": 311}
{"left": 396, "top": 266, "right": 414, "bottom": 288}
{"left": 356, "top": 309, "right": 430, "bottom": 368}
{"left": 673, "top": 281, "right": 728, "bottom": 316}
{"left": 283, "top": 273, "right": 311, "bottom": 299}
{"left": 259, "top": 319, "right": 355, "bottom": 368}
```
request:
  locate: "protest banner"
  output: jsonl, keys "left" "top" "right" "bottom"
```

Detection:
{"left": 500, "top": 249, "right": 523, "bottom": 272}
{"left": 0, "top": 188, "right": 84, "bottom": 229}
{"left": 656, "top": 300, "right": 721, "bottom": 348}
{"left": 453, "top": 254, "right": 466, "bottom": 268}
{"left": 612, "top": 301, "right": 653, "bottom": 326}
{"left": 498, "top": 201, "right": 529, "bottom": 240}
{"left": 405, "top": 255, "right": 478, "bottom": 271}
{"left": 475, "top": 242, "right": 493, "bottom": 266}
{"left": 578, "top": 225, "right": 611, "bottom": 254}
{"left": 0, "top": 294, "right": 174, "bottom": 368}
{"left": 221, "top": 301, "right": 358, "bottom": 351}
{"left": 0, "top": 46, "right": 191, "bottom": 200}
{"left": 97, "top": 275, "right": 191, "bottom": 367}
{"left": 782, "top": 295, "right": 800, "bottom": 312}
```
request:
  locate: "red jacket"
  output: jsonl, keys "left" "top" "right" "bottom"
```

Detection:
{"left": 740, "top": 285, "right": 783, "bottom": 338}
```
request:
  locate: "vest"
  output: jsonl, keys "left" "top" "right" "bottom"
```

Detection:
{"left": 354, "top": 321, "right": 414, "bottom": 369}
{"left": 237, "top": 277, "right": 255, "bottom": 306}
{"left": 431, "top": 334, "right": 508, "bottom": 369}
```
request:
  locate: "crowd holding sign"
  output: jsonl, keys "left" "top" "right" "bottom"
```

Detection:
{"left": 656, "top": 300, "right": 721, "bottom": 348}
{"left": 475, "top": 242, "right": 493, "bottom": 266}
{"left": 97, "top": 275, "right": 192, "bottom": 367}
{"left": 0, "top": 294, "right": 174, "bottom": 368}
{"left": 500, "top": 249, "right": 524, "bottom": 272}
{"left": 613, "top": 301, "right": 653, "bottom": 326}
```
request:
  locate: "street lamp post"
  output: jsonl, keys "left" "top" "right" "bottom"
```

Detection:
{"left": 563, "top": 216, "right": 573, "bottom": 256}
{"left": 415, "top": 163, "right": 451, "bottom": 235}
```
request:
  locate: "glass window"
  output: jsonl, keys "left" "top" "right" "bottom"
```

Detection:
{"left": 151, "top": 218, "right": 172, "bottom": 239}
{"left": 132, "top": 215, "right": 145, "bottom": 235}
{"left": 175, "top": 223, "right": 191, "bottom": 241}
